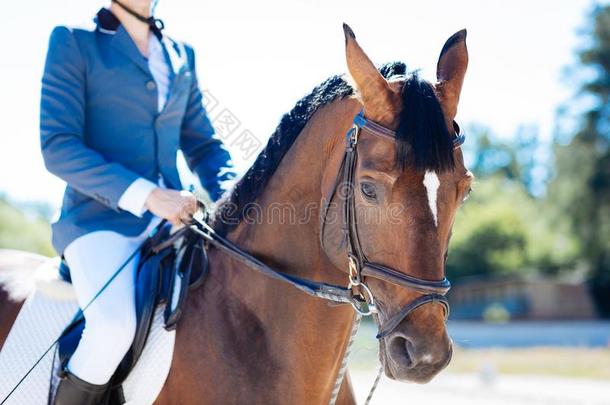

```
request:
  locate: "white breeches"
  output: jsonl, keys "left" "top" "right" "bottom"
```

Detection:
{"left": 63, "top": 221, "right": 159, "bottom": 385}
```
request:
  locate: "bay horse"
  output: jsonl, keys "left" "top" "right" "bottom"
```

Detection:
{"left": 0, "top": 25, "right": 471, "bottom": 404}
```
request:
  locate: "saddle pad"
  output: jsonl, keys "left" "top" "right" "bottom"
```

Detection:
{"left": 0, "top": 266, "right": 175, "bottom": 405}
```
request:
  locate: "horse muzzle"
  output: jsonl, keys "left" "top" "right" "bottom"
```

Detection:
{"left": 380, "top": 327, "right": 453, "bottom": 383}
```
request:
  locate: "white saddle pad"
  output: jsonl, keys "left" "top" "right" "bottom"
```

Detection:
{"left": 0, "top": 259, "right": 175, "bottom": 405}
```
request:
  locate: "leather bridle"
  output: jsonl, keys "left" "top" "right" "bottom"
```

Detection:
{"left": 187, "top": 109, "right": 465, "bottom": 340}
{"left": 321, "top": 110, "right": 465, "bottom": 338}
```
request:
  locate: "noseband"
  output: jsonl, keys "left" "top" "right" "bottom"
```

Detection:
{"left": 323, "top": 110, "right": 465, "bottom": 339}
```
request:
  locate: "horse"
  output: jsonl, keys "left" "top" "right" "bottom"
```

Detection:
{"left": 0, "top": 24, "right": 471, "bottom": 404}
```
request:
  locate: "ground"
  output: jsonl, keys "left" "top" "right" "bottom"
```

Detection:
{"left": 349, "top": 321, "right": 610, "bottom": 404}
{"left": 350, "top": 370, "right": 609, "bottom": 405}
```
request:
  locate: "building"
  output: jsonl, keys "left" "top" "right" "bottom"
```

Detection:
{"left": 449, "top": 275, "right": 597, "bottom": 320}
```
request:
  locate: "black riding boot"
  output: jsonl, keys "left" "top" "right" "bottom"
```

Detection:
{"left": 53, "top": 371, "right": 110, "bottom": 405}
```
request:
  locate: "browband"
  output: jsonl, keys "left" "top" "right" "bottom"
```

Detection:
{"left": 351, "top": 110, "right": 466, "bottom": 149}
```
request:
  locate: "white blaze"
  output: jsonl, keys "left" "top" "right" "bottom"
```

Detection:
{"left": 423, "top": 170, "right": 440, "bottom": 227}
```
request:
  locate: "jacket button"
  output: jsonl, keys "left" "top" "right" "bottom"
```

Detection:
{"left": 146, "top": 80, "right": 156, "bottom": 91}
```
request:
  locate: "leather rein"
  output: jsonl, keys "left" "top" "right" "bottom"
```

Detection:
{"left": 187, "top": 110, "right": 466, "bottom": 340}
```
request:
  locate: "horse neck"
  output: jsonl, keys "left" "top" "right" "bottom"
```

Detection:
{"left": 228, "top": 97, "right": 360, "bottom": 287}
{"left": 211, "top": 98, "right": 362, "bottom": 398}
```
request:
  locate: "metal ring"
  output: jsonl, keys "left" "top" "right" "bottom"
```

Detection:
{"left": 348, "top": 282, "right": 377, "bottom": 316}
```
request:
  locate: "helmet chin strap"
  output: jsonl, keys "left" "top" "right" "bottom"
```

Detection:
{"left": 111, "top": 0, "right": 165, "bottom": 32}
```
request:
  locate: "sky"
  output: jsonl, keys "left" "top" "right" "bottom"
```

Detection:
{"left": 0, "top": 0, "right": 602, "bottom": 207}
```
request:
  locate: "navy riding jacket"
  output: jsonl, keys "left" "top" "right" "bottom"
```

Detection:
{"left": 40, "top": 9, "right": 234, "bottom": 253}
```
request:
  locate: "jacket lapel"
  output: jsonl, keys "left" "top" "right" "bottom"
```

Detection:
{"left": 111, "top": 25, "right": 151, "bottom": 77}
{"left": 161, "top": 37, "right": 188, "bottom": 77}
{"left": 158, "top": 37, "right": 189, "bottom": 114}
{"left": 99, "top": 4, "right": 189, "bottom": 114}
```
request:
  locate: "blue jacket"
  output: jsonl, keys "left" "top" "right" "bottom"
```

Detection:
{"left": 40, "top": 9, "right": 234, "bottom": 254}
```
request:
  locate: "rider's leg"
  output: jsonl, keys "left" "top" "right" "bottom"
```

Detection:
{"left": 62, "top": 230, "right": 144, "bottom": 385}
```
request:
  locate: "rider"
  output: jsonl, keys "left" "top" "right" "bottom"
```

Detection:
{"left": 40, "top": 0, "right": 234, "bottom": 403}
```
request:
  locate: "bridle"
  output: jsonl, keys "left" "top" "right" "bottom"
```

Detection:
{"left": 181, "top": 109, "right": 465, "bottom": 405}
{"left": 188, "top": 109, "right": 465, "bottom": 339}
{"left": 321, "top": 110, "right": 465, "bottom": 338}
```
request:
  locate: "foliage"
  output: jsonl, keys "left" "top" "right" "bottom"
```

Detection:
{"left": 448, "top": 5, "right": 610, "bottom": 318}
{"left": 482, "top": 303, "right": 511, "bottom": 324}
{"left": 447, "top": 176, "right": 579, "bottom": 279}
{"left": 547, "top": 4, "right": 610, "bottom": 316}
{"left": 465, "top": 125, "right": 544, "bottom": 195}
{"left": 0, "top": 197, "right": 55, "bottom": 257}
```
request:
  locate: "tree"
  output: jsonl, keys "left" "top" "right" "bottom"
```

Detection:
{"left": 548, "top": 4, "right": 610, "bottom": 316}
{"left": 465, "top": 125, "right": 544, "bottom": 196}
{"left": 447, "top": 176, "right": 579, "bottom": 280}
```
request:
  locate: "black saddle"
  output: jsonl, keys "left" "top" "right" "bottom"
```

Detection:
{"left": 55, "top": 224, "right": 208, "bottom": 404}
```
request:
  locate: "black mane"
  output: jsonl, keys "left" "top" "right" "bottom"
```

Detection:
{"left": 214, "top": 61, "right": 454, "bottom": 234}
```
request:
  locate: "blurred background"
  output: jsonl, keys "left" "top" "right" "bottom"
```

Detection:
{"left": 0, "top": 0, "right": 609, "bottom": 403}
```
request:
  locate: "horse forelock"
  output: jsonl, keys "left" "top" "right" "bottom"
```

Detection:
{"left": 396, "top": 73, "right": 455, "bottom": 173}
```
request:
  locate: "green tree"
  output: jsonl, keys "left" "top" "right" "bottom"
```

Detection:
{"left": 465, "top": 125, "right": 544, "bottom": 195}
{"left": 447, "top": 176, "right": 579, "bottom": 279}
{"left": 548, "top": 5, "right": 610, "bottom": 316}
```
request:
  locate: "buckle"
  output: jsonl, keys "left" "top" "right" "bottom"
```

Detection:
{"left": 348, "top": 256, "right": 360, "bottom": 285}
{"left": 345, "top": 125, "right": 360, "bottom": 147}
{"left": 347, "top": 256, "right": 376, "bottom": 315}
{"left": 351, "top": 126, "right": 360, "bottom": 146}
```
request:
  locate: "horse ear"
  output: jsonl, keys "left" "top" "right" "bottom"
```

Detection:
{"left": 343, "top": 23, "right": 393, "bottom": 123}
{"left": 435, "top": 29, "right": 468, "bottom": 130}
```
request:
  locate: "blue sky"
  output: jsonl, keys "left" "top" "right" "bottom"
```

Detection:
{"left": 0, "top": 0, "right": 601, "bottom": 206}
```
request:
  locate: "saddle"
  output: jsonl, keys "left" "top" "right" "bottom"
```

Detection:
{"left": 56, "top": 224, "right": 208, "bottom": 404}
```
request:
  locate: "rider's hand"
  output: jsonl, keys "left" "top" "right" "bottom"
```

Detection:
{"left": 145, "top": 188, "right": 198, "bottom": 225}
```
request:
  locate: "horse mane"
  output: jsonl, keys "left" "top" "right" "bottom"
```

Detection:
{"left": 213, "top": 61, "right": 454, "bottom": 235}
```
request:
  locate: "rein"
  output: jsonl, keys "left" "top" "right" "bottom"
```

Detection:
{"left": 187, "top": 218, "right": 365, "bottom": 308}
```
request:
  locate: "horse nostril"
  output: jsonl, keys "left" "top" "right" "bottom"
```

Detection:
{"left": 384, "top": 333, "right": 453, "bottom": 382}
{"left": 387, "top": 335, "right": 415, "bottom": 368}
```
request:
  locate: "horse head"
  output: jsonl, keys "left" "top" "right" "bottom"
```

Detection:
{"left": 320, "top": 25, "right": 472, "bottom": 383}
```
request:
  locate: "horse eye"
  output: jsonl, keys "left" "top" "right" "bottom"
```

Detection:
{"left": 462, "top": 187, "right": 472, "bottom": 203}
{"left": 361, "top": 182, "right": 377, "bottom": 200}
